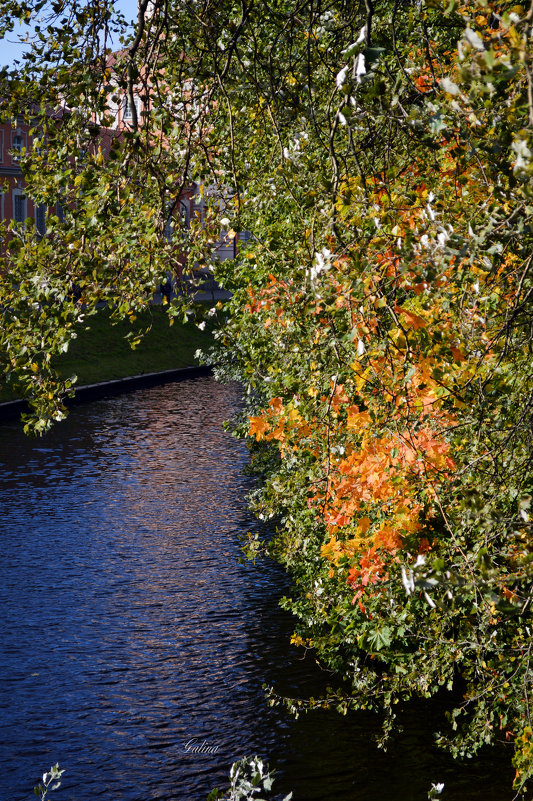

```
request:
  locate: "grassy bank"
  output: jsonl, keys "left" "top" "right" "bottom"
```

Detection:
{"left": 0, "top": 306, "right": 212, "bottom": 402}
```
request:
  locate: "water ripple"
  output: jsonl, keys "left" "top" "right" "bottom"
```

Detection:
{"left": 0, "top": 378, "right": 512, "bottom": 801}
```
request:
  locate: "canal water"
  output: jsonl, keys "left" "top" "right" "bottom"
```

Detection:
{"left": 0, "top": 378, "right": 514, "bottom": 801}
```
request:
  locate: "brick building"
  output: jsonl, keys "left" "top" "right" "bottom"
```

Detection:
{"left": 0, "top": 113, "right": 47, "bottom": 232}
{"left": 0, "top": 77, "right": 241, "bottom": 284}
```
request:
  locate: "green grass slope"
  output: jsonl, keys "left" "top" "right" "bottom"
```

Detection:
{"left": 0, "top": 306, "right": 211, "bottom": 402}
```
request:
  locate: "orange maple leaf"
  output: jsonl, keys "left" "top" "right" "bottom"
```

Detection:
{"left": 249, "top": 416, "right": 270, "bottom": 440}
{"left": 397, "top": 307, "right": 427, "bottom": 330}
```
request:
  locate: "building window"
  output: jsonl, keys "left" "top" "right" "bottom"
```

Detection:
{"left": 179, "top": 200, "right": 190, "bottom": 229}
{"left": 56, "top": 201, "right": 65, "bottom": 222}
{"left": 123, "top": 95, "right": 140, "bottom": 123}
{"left": 162, "top": 194, "right": 176, "bottom": 241}
{"left": 163, "top": 215, "right": 173, "bottom": 241}
{"left": 0, "top": 130, "right": 3, "bottom": 164}
{"left": 11, "top": 134, "right": 25, "bottom": 162}
{"left": 13, "top": 190, "right": 27, "bottom": 223}
{"left": 36, "top": 203, "right": 46, "bottom": 236}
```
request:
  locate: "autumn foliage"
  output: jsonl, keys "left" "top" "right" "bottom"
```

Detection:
{"left": 208, "top": 0, "right": 533, "bottom": 792}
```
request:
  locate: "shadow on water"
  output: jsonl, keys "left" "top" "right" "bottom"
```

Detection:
{"left": 0, "top": 378, "right": 514, "bottom": 800}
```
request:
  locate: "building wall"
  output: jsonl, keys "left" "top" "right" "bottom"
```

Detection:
{"left": 0, "top": 116, "right": 64, "bottom": 233}
{"left": 0, "top": 100, "right": 245, "bottom": 261}
{"left": 0, "top": 117, "right": 35, "bottom": 225}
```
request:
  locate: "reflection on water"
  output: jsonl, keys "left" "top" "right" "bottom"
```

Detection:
{"left": 0, "top": 378, "right": 513, "bottom": 800}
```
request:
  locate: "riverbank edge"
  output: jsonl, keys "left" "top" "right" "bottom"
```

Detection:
{"left": 0, "top": 364, "right": 213, "bottom": 422}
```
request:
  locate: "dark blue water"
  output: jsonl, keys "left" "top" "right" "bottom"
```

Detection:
{"left": 0, "top": 378, "right": 514, "bottom": 800}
